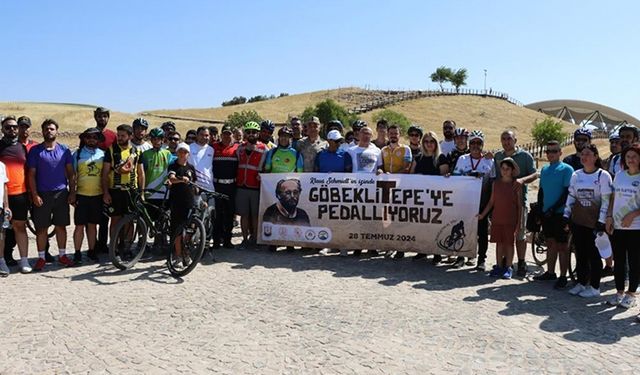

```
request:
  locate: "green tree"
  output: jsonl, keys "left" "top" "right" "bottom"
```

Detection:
{"left": 449, "top": 68, "right": 468, "bottom": 93}
{"left": 225, "top": 109, "right": 263, "bottom": 130}
{"left": 531, "top": 117, "right": 567, "bottom": 145}
{"left": 372, "top": 109, "right": 411, "bottom": 133}
{"left": 430, "top": 66, "right": 453, "bottom": 91}
{"left": 300, "top": 99, "right": 357, "bottom": 134}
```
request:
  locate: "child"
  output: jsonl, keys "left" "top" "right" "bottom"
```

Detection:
{"left": 478, "top": 157, "right": 522, "bottom": 279}
{"left": 0, "top": 160, "right": 13, "bottom": 276}
{"left": 167, "top": 143, "right": 197, "bottom": 267}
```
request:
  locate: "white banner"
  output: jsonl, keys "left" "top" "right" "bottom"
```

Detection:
{"left": 258, "top": 173, "right": 482, "bottom": 257}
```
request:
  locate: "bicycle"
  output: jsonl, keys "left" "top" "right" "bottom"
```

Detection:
{"left": 529, "top": 228, "right": 577, "bottom": 281}
{"left": 167, "top": 183, "right": 228, "bottom": 278}
{"left": 109, "top": 188, "right": 171, "bottom": 270}
{"left": 443, "top": 233, "right": 464, "bottom": 252}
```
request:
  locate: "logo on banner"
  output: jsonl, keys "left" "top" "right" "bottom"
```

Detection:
{"left": 437, "top": 220, "right": 466, "bottom": 252}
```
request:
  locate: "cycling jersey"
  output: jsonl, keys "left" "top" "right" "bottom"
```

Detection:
{"left": 264, "top": 146, "right": 303, "bottom": 173}
{"left": 104, "top": 143, "right": 141, "bottom": 189}
{"left": 141, "top": 148, "right": 172, "bottom": 199}
{"left": 72, "top": 146, "right": 105, "bottom": 196}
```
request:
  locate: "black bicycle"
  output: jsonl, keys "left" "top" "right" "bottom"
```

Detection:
{"left": 109, "top": 188, "right": 171, "bottom": 270}
{"left": 529, "top": 229, "right": 577, "bottom": 281}
{"left": 167, "top": 184, "right": 227, "bottom": 278}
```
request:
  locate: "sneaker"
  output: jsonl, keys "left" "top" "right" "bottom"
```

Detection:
{"left": 502, "top": 267, "right": 513, "bottom": 279}
{"left": 606, "top": 293, "right": 624, "bottom": 306}
{"left": 58, "top": 255, "right": 74, "bottom": 267}
{"left": 619, "top": 294, "right": 637, "bottom": 309}
{"left": 601, "top": 266, "right": 614, "bottom": 277}
{"left": 516, "top": 260, "right": 527, "bottom": 277}
{"left": 286, "top": 246, "right": 294, "bottom": 251}
{"left": 413, "top": 253, "right": 427, "bottom": 260}
{"left": 393, "top": 251, "right": 405, "bottom": 259}
{"left": 319, "top": 248, "right": 330, "bottom": 256}
{"left": 0, "top": 261, "right": 10, "bottom": 276}
{"left": 465, "top": 257, "right": 476, "bottom": 266}
{"left": 533, "top": 272, "right": 557, "bottom": 281}
{"left": 172, "top": 259, "right": 183, "bottom": 269}
{"left": 73, "top": 251, "right": 83, "bottom": 264}
{"left": 489, "top": 265, "right": 502, "bottom": 277}
{"left": 568, "top": 284, "right": 587, "bottom": 296}
{"left": 33, "top": 258, "right": 46, "bottom": 271}
{"left": 578, "top": 286, "right": 600, "bottom": 298}
{"left": 87, "top": 249, "right": 99, "bottom": 261}
{"left": 432, "top": 254, "right": 442, "bottom": 265}
{"left": 19, "top": 260, "right": 32, "bottom": 274}
{"left": 44, "top": 250, "right": 55, "bottom": 263}
{"left": 452, "top": 257, "right": 465, "bottom": 269}
{"left": 368, "top": 250, "right": 379, "bottom": 256}
{"left": 554, "top": 276, "right": 568, "bottom": 289}
{"left": 475, "top": 262, "right": 486, "bottom": 272}
{"left": 339, "top": 249, "right": 348, "bottom": 257}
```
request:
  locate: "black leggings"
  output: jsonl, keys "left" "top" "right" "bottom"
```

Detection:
{"left": 611, "top": 230, "right": 640, "bottom": 293}
{"left": 571, "top": 224, "right": 602, "bottom": 289}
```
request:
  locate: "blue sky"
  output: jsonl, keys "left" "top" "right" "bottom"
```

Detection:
{"left": 1, "top": 0, "right": 638, "bottom": 118}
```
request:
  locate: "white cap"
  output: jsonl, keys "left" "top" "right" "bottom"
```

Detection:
{"left": 595, "top": 232, "right": 612, "bottom": 258}
{"left": 176, "top": 142, "right": 190, "bottom": 153}
{"left": 327, "top": 130, "right": 343, "bottom": 141}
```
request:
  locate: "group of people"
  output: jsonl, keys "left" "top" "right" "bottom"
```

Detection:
{"left": 1, "top": 107, "right": 639, "bottom": 320}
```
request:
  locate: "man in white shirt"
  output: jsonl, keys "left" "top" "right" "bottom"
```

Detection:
{"left": 189, "top": 126, "right": 215, "bottom": 192}
{"left": 440, "top": 120, "right": 456, "bottom": 156}
{"left": 453, "top": 130, "right": 495, "bottom": 270}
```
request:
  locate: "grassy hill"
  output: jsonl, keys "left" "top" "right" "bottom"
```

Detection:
{"left": 2, "top": 87, "right": 577, "bottom": 149}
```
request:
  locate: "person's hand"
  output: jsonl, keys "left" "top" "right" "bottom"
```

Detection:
{"left": 68, "top": 191, "right": 76, "bottom": 206}
{"left": 103, "top": 192, "right": 112, "bottom": 205}
{"left": 515, "top": 178, "right": 524, "bottom": 187}
{"left": 605, "top": 217, "right": 614, "bottom": 235}
{"left": 476, "top": 213, "right": 483, "bottom": 220}
{"left": 182, "top": 176, "right": 189, "bottom": 183}
{"left": 594, "top": 221, "right": 606, "bottom": 234}
{"left": 32, "top": 194, "right": 43, "bottom": 208}
{"left": 622, "top": 212, "right": 635, "bottom": 228}
{"left": 483, "top": 151, "right": 494, "bottom": 159}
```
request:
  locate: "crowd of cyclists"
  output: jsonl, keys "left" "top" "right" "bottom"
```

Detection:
{"left": 0, "top": 107, "right": 639, "bottom": 321}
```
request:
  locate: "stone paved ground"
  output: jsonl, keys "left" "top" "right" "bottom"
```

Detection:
{"left": 1, "top": 228, "right": 640, "bottom": 374}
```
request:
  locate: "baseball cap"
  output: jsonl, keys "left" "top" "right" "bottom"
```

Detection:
{"left": 17, "top": 116, "right": 32, "bottom": 127}
{"left": 307, "top": 116, "right": 320, "bottom": 125}
{"left": 327, "top": 130, "right": 344, "bottom": 141}
{"left": 221, "top": 124, "right": 233, "bottom": 134}
{"left": 176, "top": 142, "right": 190, "bottom": 153}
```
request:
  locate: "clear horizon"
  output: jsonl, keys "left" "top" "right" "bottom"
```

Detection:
{"left": 1, "top": 0, "right": 638, "bottom": 119}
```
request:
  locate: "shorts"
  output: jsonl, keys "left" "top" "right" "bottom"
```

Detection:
{"left": 542, "top": 213, "right": 569, "bottom": 243}
{"left": 74, "top": 195, "right": 104, "bottom": 225}
{"left": 108, "top": 189, "right": 134, "bottom": 217}
{"left": 235, "top": 188, "right": 260, "bottom": 218}
{"left": 8, "top": 193, "right": 29, "bottom": 221}
{"left": 490, "top": 224, "right": 516, "bottom": 244}
{"left": 32, "top": 190, "right": 70, "bottom": 230}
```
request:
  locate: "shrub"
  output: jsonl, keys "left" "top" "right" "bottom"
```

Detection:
{"left": 221, "top": 96, "right": 247, "bottom": 106}
{"left": 531, "top": 117, "right": 567, "bottom": 145}
{"left": 372, "top": 109, "right": 411, "bottom": 133}
{"left": 300, "top": 99, "right": 357, "bottom": 135}
{"left": 225, "top": 110, "right": 263, "bottom": 130}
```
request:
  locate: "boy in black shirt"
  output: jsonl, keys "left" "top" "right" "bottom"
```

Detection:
{"left": 167, "top": 143, "right": 197, "bottom": 263}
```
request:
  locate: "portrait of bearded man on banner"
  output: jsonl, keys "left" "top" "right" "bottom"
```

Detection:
{"left": 262, "top": 178, "right": 311, "bottom": 226}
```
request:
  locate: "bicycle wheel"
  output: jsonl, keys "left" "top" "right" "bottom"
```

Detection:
{"left": 531, "top": 231, "right": 548, "bottom": 266}
{"left": 27, "top": 213, "right": 56, "bottom": 238}
{"left": 109, "top": 214, "right": 149, "bottom": 270}
{"left": 167, "top": 217, "right": 206, "bottom": 278}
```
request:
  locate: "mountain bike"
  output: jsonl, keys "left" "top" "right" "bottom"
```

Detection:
{"left": 167, "top": 184, "right": 227, "bottom": 278}
{"left": 529, "top": 229, "right": 577, "bottom": 281}
{"left": 109, "top": 188, "right": 171, "bottom": 270}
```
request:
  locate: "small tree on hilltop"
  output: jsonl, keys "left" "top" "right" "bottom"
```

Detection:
{"left": 372, "top": 109, "right": 411, "bottom": 133}
{"left": 531, "top": 117, "right": 567, "bottom": 146}
{"left": 430, "top": 66, "right": 453, "bottom": 91}
{"left": 226, "top": 109, "right": 263, "bottom": 130}
{"left": 449, "top": 68, "right": 468, "bottom": 93}
{"left": 301, "top": 99, "right": 356, "bottom": 135}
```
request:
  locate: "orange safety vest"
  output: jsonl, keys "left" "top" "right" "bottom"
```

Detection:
{"left": 236, "top": 142, "right": 267, "bottom": 189}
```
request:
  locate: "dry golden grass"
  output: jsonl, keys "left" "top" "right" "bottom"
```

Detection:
{"left": 2, "top": 88, "right": 578, "bottom": 150}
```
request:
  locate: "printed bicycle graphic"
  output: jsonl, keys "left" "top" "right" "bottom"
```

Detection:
{"left": 438, "top": 220, "right": 466, "bottom": 252}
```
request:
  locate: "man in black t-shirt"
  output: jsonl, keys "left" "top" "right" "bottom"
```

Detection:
{"left": 563, "top": 128, "right": 591, "bottom": 171}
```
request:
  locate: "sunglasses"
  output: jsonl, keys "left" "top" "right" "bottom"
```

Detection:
{"left": 4, "top": 125, "right": 18, "bottom": 130}
{"left": 545, "top": 149, "right": 560, "bottom": 154}
{"left": 168, "top": 137, "right": 180, "bottom": 141}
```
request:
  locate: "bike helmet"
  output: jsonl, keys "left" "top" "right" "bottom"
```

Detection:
{"left": 573, "top": 127, "right": 592, "bottom": 139}
{"left": 468, "top": 130, "right": 484, "bottom": 143}
{"left": 260, "top": 120, "right": 275, "bottom": 132}
{"left": 149, "top": 127, "right": 165, "bottom": 138}
{"left": 609, "top": 131, "right": 620, "bottom": 141}
{"left": 327, "top": 120, "right": 344, "bottom": 131}
{"left": 244, "top": 121, "right": 261, "bottom": 131}
{"left": 453, "top": 127, "right": 469, "bottom": 137}
{"left": 278, "top": 126, "right": 293, "bottom": 137}
{"left": 161, "top": 121, "right": 176, "bottom": 132}
{"left": 132, "top": 117, "right": 149, "bottom": 129}
{"left": 351, "top": 120, "right": 367, "bottom": 131}
{"left": 618, "top": 124, "right": 639, "bottom": 138}
{"left": 408, "top": 124, "right": 423, "bottom": 137}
